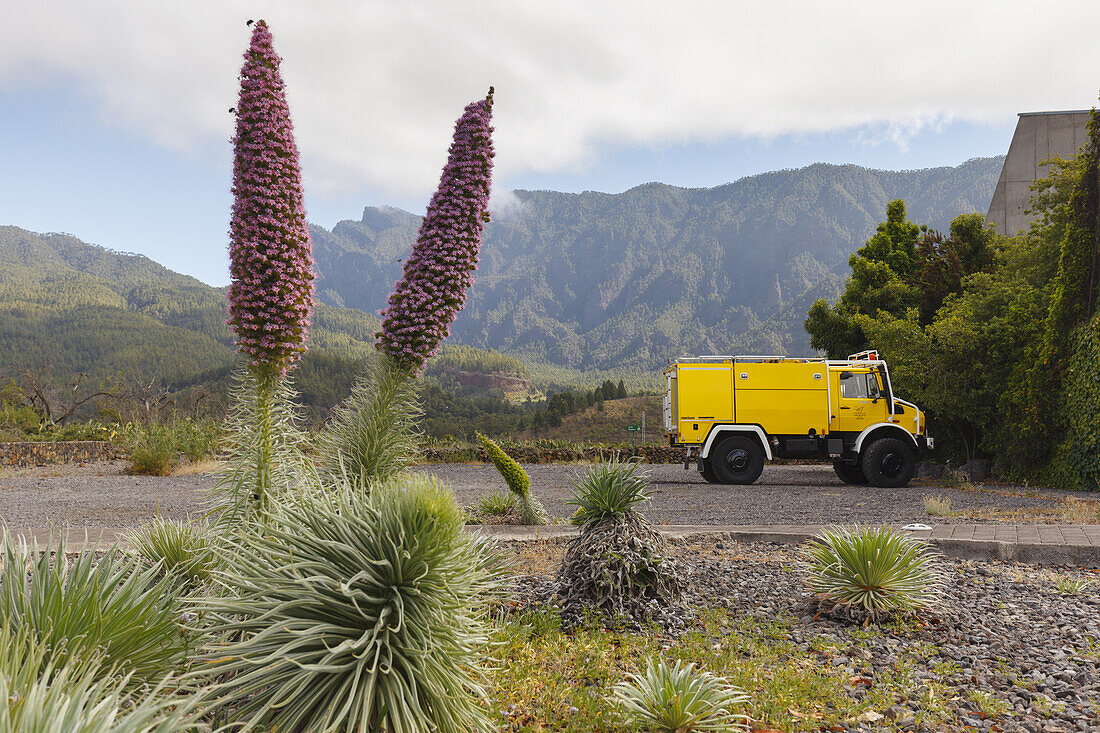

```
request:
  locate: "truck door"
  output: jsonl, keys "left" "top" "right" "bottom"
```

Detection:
{"left": 831, "top": 368, "right": 884, "bottom": 434}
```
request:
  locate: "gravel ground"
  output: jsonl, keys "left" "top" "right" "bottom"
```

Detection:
{"left": 506, "top": 536, "right": 1100, "bottom": 732}
{"left": 421, "top": 463, "right": 1094, "bottom": 527}
{"left": 0, "top": 461, "right": 1093, "bottom": 529}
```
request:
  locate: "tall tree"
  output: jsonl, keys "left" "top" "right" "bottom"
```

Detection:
{"left": 915, "top": 213, "right": 996, "bottom": 323}
{"left": 805, "top": 199, "right": 921, "bottom": 357}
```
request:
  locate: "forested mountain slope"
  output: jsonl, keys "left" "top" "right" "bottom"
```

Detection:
{"left": 0, "top": 226, "right": 379, "bottom": 384}
{"left": 312, "top": 158, "right": 1002, "bottom": 369}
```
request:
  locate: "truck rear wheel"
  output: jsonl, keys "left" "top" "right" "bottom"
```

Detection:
{"left": 860, "top": 437, "right": 915, "bottom": 488}
{"left": 712, "top": 436, "right": 764, "bottom": 485}
{"left": 832, "top": 459, "right": 868, "bottom": 485}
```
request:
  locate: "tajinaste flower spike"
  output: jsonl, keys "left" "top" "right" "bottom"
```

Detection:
{"left": 377, "top": 88, "right": 495, "bottom": 372}
{"left": 227, "top": 19, "right": 315, "bottom": 375}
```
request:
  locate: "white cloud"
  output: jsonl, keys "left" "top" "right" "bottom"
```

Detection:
{"left": 1, "top": 0, "right": 1098, "bottom": 199}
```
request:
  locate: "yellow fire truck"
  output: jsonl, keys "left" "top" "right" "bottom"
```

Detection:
{"left": 662, "top": 351, "right": 932, "bottom": 487}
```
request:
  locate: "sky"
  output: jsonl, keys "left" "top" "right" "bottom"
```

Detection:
{"left": 0, "top": 1, "right": 1097, "bottom": 286}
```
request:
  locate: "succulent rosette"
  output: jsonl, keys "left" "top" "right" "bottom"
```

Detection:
{"left": 227, "top": 20, "right": 314, "bottom": 375}
{"left": 377, "top": 88, "right": 495, "bottom": 372}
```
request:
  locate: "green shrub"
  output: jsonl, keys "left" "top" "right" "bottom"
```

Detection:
{"left": 0, "top": 627, "right": 195, "bottom": 733}
{"left": 0, "top": 533, "right": 187, "bottom": 685}
{"left": 171, "top": 418, "right": 220, "bottom": 462}
{"left": 613, "top": 657, "right": 750, "bottom": 732}
{"left": 126, "top": 519, "right": 217, "bottom": 590}
{"left": 127, "top": 423, "right": 177, "bottom": 476}
{"left": 568, "top": 456, "right": 650, "bottom": 525}
{"left": 806, "top": 525, "right": 942, "bottom": 620}
{"left": 197, "top": 474, "right": 504, "bottom": 732}
{"left": 477, "top": 432, "right": 547, "bottom": 524}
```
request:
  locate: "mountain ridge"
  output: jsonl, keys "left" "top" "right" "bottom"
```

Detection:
{"left": 310, "top": 157, "right": 1003, "bottom": 369}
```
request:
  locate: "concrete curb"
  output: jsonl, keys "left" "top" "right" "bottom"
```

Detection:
{"left": 468, "top": 524, "right": 1100, "bottom": 568}
{"left": 9, "top": 524, "right": 1100, "bottom": 568}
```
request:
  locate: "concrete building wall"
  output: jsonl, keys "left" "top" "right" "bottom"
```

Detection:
{"left": 987, "top": 110, "right": 1090, "bottom": 236}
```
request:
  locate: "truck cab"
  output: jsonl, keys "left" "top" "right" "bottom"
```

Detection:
{"left": 662, "top": 351, "right": 932, "bottom": 488}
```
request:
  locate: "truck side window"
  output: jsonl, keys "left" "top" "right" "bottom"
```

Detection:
{"left": 840, "top": 372, "right": 870, "bottom": 399}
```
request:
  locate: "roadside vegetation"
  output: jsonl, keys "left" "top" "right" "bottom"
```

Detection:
{"left": 806, "top": 110, "right": 1100, "bottom": 488}
{"left": 0, "top": 17, "right": 1097, "bottom": 733}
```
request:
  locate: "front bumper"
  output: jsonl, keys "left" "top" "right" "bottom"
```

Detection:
{"left": 918, "top": 435, "right": 934, "bottom": 451}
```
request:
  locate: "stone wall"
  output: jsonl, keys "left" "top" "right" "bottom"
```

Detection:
{"left": 0, "top": 441, "right": 125, "bottom": 467}
{"left": 421, "top": 444, "right": 687, "bottom": 464}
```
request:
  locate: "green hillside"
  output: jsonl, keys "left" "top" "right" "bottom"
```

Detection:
{"left": 0, "top": 226, "right": 378, "bottom": 386}
{"left": 311, "top": 158, "right": 1002, "bottom": 369}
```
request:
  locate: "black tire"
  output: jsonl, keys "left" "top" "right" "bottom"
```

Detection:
{"left": 700, "top": 459, "right": 721, "bottom": 483}
{"left": 860, "top": 437, "right": 916, "bottom": 488}
{"left": 711, "top": 436, "right": 765, "bottom": 485}
{"left": 832, "top": 458, "right": 868, "bottom": 485}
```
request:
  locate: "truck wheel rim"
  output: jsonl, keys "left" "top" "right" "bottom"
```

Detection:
{"left": 881, "top": 452, "right": 903, "bottom": 477}
{"left": 726, "top": 449, "right": 750, "bottom": 473}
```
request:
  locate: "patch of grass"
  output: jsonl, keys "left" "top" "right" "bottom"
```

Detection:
{"left": 923, "top": 495, "right": 953, "bottom": 517}
{"left": 967, "top": 689, "right": 1011, "bottom": 718}
{"left": 487, "top": 608, "right": 901, "bottom": 732}
{"left": 1063, "top": 497, "right": 1100, "bottom": 524}
{"left": 170, "top": 459, "right": 222, "bottom": 476}
{"left": 1051, "top": 576, "right": 1092, "bottom": 596}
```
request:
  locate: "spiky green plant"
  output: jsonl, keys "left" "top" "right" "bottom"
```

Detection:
{"left": 473, "top": 488, "right": 516, "bottom": 517}
{"left": 0, "top": 532, "right": 187, "bottom": 685}
{"left": 557, "top": 458, "right": 683, "bottom": 629}
{"left": 806, "top": 525, "right": 943, "bottom": 620}
{"left": 196, "top": 473, "right": 505, "bottom": 732}
{"left": 0, "top": 630, "right": 196, "bottom": 733}
{"left": 126, "top": 519, "right": 217, "bottom": 590}
{"left": 613, "top": 658, "right": 750, "bottom": 732}
{"left": 1052, "top": 576, "right": 1091, "bottom": 595}
{"left": 477, "top": 432, "right": 547, "bottom": 524}
{"left": 319, "top": 352, "right": 421, "bottom": 487}
{"left": 213, "top": 368, "right": 309, "bottom": 526}
{"left": 0, "top": 632, "right": 195, "bottom": 733}
{"left": 568, "top": 456, "right": 651, "bottom": 525}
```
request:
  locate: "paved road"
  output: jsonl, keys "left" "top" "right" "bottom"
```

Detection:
{"left": 421, "top": 463, "right": 1091, "bottom": 526}
{"left": 0, "top": 462, "right": 1091, "bottom": 530}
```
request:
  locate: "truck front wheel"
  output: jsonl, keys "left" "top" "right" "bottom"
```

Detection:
{"left": 860, "top": 438, "right": 916, "bottom": 488}
{"left": 700, "top": 459, "right": 720, "bottom": 483}
{"left": 712, "top": 436, "right": 764, "bottom": 485}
